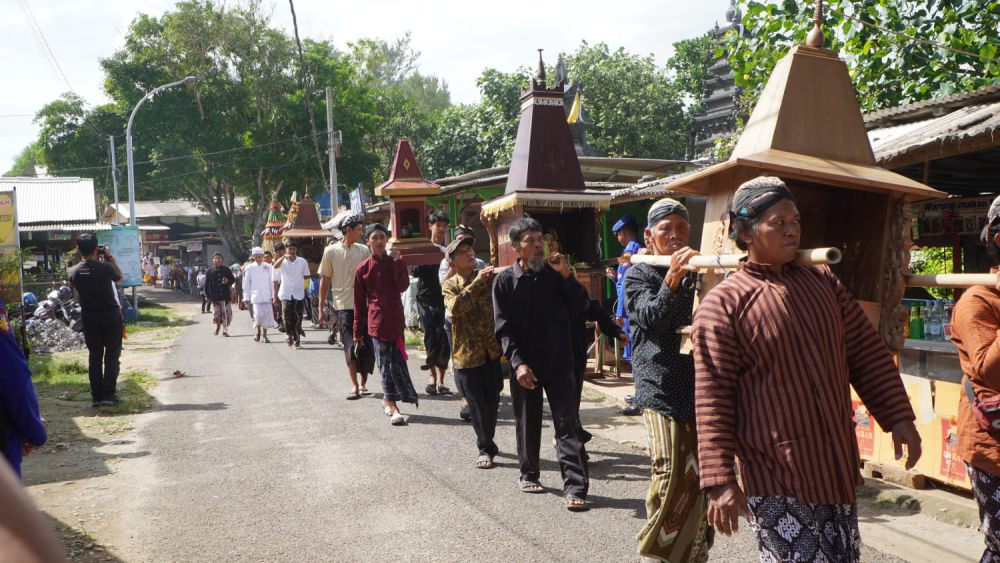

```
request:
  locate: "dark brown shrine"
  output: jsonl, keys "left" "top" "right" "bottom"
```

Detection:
{"left": 375, "top": 140, "right": 443, "bottom": 266}
{"left": 481, "top": 50, "right": 611, "bottom": 297}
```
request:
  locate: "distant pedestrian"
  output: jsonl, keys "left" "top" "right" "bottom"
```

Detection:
{"left": 243, "top": 247, "right": 276, "bottom": 343}
{"left": 493, "top": 217, "right": 591, "bottom": 511}
{"left": 318, "top": 213, "right": 375, "bottom": 399}
{"left": 0, "top": 299, "right": 47, "bottom": 477}
{"left": 692, "top": 177, "right": 921, "bottom": 562}
{"left": 607, "top": 214, "right": 643, "bottom": 416}
{"left": 272, "top": 243, "right": 286, "bottom": 333}
{"left": 354, "top": 224, "right": 418, "bottom": 426}
{"left": 205, "top": 253, "right": 236, "bottom": 337}
{"left": 442, "top": 234, "right": 501, "bottom": 468}
{"left": 274, "top": 240, "right": 310, "bottom": 349}
{"left": 952, "top": 194, "right": 1000, "bottom": 563}
{"left": 68, "top": 234, "right": 125, "bottom": 408}
{"left": 196, "top": 267, "right": 208, "bottom": 313}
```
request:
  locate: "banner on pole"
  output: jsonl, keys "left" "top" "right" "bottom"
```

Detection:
{"left": 350, "top": 186, "right": 365, "bottom": 214}
{"left": 98, "top": 225, "right": 143, "bottom": 287}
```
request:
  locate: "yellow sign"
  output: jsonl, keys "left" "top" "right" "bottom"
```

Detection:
{"left": 0, "top": 192, "right": 14, "bottom": 251}
{"left": 0, "top": 191, "right": 21, "bottom": 314}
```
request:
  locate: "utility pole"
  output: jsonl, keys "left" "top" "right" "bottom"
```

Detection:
{"left": 326, "top": 86, "right": 340, "bottom": 214}
{"left": 109, "top": 136, "right": 120, "bottom": 226}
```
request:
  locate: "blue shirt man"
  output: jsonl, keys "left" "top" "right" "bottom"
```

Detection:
{"left": 610, "top": 214, "right": 643, "bottom": 361}
{"left": 0, "top": 299, "right": 47, "bottom": 477}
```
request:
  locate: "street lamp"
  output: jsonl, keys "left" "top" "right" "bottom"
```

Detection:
{"left": 125, "top": 75, "right": 199, "bottom": 228}
{"left": 123, "top": 76, "right": 198, "bottom": 312}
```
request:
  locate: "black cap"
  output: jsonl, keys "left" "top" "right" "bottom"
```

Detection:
{"left": 445, "top": 234, "right": 475, "bottom": 259}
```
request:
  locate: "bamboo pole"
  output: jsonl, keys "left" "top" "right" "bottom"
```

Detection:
{"left": 629, "top": 247, "right": 842, "bottom": 270}
{"left": 905, "top": 273, "right": 997, "bottom": 288}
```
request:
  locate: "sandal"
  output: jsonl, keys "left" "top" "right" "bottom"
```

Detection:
{"left": 346, "top": 389, "right": 361, "bottom": 400}
{"left": 475, "top": 454, "right": 494, "bottom": 469}
{"left": 565, "top": 496, "right": 589, "bottom": 512}
{"left": 518, "top": 477, "right": 544, "bottom": 494}
{"left": 383, "top": 406, "right": 393, "bottom": 417}
{"left": 390, "top": 413, "right": 406, "bottom": 426}
{"left": 360, "top": 387, "right": 372, "bottom": 396}
{"left": 264, "top": 336, "right": 271, "bottom": 343}
{"left": 437, "top": 386, "right": 453, "bottom": 395}
{"left": 425, "top": 384, "right": 438, "bottom": 396}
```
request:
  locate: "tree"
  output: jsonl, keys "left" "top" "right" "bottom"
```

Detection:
{"left": 4, "top": 142, "right": 43, "bottom": 177}
{"left": 727, "top": 0, "right": 1000, "bottom": 113}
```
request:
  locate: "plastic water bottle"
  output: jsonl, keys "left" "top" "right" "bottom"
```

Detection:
{"left": 926, "top": 302, "right": 941, "bottom": 341}
{"left": 943, "top": 301, "right": 953, "bottom": 341}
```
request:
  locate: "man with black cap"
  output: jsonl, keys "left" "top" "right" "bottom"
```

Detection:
{"left": 692, "top": 176, "right": 921, "bottom": 562}
{"left": 319, "top": 213, "right": 375, "bottom": 399}
{"left": 354, "top": 224, "right": 418, "bottom": 426}
{"left": 413, "top": 210, "right": 451, "bottom": 395}
{"left": 440, "top": 224, "right": 486, "bottom": 421}
{"left": 493, "top": 216, "right": 591, "bottom": 511}
{"left": 205, "top": 252, "right": 236, "bottom": 337}
{"left": 607, "top": 213, "right": 643, "bottom": 416}
{"left": 624, "top": 198, "right": 712, "bottom": 562}
{"left": 68, "top": 234, "right": 124, "bottom": 407}
{"left": 442, "top": 234, "right": 500, "bottom": 469}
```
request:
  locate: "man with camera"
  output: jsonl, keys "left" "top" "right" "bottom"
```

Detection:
{"left": 68, "top": 235, "right": 124, "bottom": 408}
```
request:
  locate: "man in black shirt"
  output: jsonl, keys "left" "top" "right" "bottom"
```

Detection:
{"left": 68, "top": 234, "right": 124, "bottom": 408}
{"left": 204, "top": 253, "right": 236, "bottom": 337}
{"left": 412, "top": 211, "right": 451, "bottom": 395}
{"left": 623, "top": 198, "right": 712, "bottom": 562}
{"left": 492, "top": 217, "right": 591, "bottom": 511}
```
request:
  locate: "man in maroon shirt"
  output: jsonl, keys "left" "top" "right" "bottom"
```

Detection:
{"left": 354, "top": 224, "right": 418, "bottom": 426}
{"left": 692, "top": 177, "right": 921, "bottom": 562}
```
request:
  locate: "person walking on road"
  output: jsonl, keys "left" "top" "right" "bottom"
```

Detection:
{"left": 68, "top": 234, "right": 125, "bottom": 407}
{"left": 0, "top": 298, "right": 47, "bottom": 477}
{"left": 413, "top": 211, "right": 452, "bottom": 396}
{"left": 354, "top": 224, "right": 418, "bottom": 426}
{"left": 318, "top": 213, "right": 375, "bottom": 400}
{"left": 205, "top": 253, "right": 236, "bottom": 337}
{"left": 691, "top": 177, "right": 922, "bottom": 562}
{"left": 196, "top": 267, "right": 209, "bottom": 313}
{"left": 243, "top": 247, "right": 277, "bottom": 343}
{"left": 274, "top": 241, "right": 311, "bottom": 349}
{"left": 442, "top": 235, "right": 501, "bottom": 469}
{"left": 492, "top": 217, "right": 591, "bottom": 511}
{"left": 624, "top": 198, "right": 713, "bottom": 563}
{"left": 271, "top": 243, "right": 286, "bottom": 333}
{"left": 952, "top": 194, "right": 1000, "bottom": 562}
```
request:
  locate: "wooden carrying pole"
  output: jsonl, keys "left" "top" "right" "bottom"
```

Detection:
{"left": 629, "top": 247, "right": 842, "bottom": 269}
{"left": 906, "top": 273, "right": 997, "bottom": 288}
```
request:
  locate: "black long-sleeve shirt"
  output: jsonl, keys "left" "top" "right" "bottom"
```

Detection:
{"left": 573, "top": 300, "right": 622, "bottom": 372}
{"left": 493, "top": 260, "right": 590, "bottom": 379}
{"left": 623, "top": 262, "right": 696, "bottom": 420}
{"left": 205, "top": 266, "right": 235, "bottom": 302}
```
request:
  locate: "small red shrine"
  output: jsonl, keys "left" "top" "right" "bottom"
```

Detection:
{"left": 375, "top": 140, "right": 443, "bottom": 265}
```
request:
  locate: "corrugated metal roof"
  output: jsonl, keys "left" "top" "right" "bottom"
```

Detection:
{"left": 0, "top": 177, "right": 97, "bottom": 224}
{"left": 18, "top": 221, "right": 112, "bottom": 232}
{"left": 864, "top": 82, "right": 1000, "bottom": 125}
{"left": 868, "top": 99, "right": 1000, "bottom": 165}
{"left": 108, "top": 198, "right": 250, "bottom": 220}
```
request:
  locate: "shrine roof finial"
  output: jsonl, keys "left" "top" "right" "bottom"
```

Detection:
{"left": 535, "top": 49, "right": 546, "bottom": 88}
{"left": 806, "top": 0, "right": 825, "bottom": 48}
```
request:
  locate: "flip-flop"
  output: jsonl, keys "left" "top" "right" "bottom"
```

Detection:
{"left": 437, "top": 386, "right": 453, "bottom": 395}
{"left": 383, "top": 406, "right": 393, "bottom": 417}
{"left": 518, "top": 478, "right": 544, "bottom": 493}
{"left": 565, "top": 496, "right": 589, "bottom": 512}
{"left": 425, "top": 384, "right": 438, "bottom": 396}
{"left": 360, "top": 387, "right": 372, "bottom": 396}
{"left": 346, "top": 389, "right": 361, "bottom": 400}
{"left": 475, "top": 455, "right": 494, "bottom": 469}
{"left": 390, "top": 413, "right": 406, "bottom": 426}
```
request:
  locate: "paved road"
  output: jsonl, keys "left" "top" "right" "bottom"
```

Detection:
{"left": 115, "top": 305, "right": 905, "bottom": 562}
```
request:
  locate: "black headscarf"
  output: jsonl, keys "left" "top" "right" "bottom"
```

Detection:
{"left": 647, "top": 197, "right": 689, "bottom": 226}
{"left": 731, "top": 176, "right": 795, "bottom": 219}
{"left": 364, "top": 223, "right": 388, "bottom": 241}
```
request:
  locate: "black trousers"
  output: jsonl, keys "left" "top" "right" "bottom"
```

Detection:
{"left": 83, "top": 318, "right": 123, "bottom": 402}
{"left": 574, "top": 369, "right": 592, "bottom": 443}
{"left": 510, "top": 369, "right": 589, "bottom": 498}
{"left": 455, "top": 359, "right": 503, "bottom": 457}
{"left": 282, "top": 298, "right": 304, "bottom": 344}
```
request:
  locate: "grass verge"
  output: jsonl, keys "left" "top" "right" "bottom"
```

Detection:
{"left": 130, "top": 302, "right": 192, "bottom": 333}
{"left": 30, "top": 356, "right": 157, "bottom": 414}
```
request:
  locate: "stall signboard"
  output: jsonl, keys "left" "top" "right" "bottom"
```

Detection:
{"left": 0, "top": 191, "right": 23, "bottom": 316}
{"left": 144, "top": 231, "right": 170, "bottom": 242}
{"left": 186, "top": 241, "right": 203, "bottom": 252}
{"left": 98, "top": 225, "right": 143, "bottom": 287}
{"left": 852, "top": 400, "right": 875, "bottom": 458}
{"left": 913, "top": 196, "right": 991, "bottom": 238}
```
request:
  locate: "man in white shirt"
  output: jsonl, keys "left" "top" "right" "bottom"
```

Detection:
{"left": 242, "top": 247, "right": 276, "bottom": 343}
{"left": 318, "top": 213, "right": 375, "bottom": 399}
{"left": 271, "top": 243, "right": 285, "bottom": 332}
{"left": 273, "top": 240, "right": 311, "bottom": 349}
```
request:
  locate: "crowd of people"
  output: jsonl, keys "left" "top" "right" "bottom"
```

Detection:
{"left": 9, "top": 179, "right": 1000, "bottom": 562}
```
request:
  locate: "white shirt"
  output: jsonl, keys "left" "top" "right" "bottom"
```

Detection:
{"left": 276, "top": 256, "right": 311, "bottom": 300}
{"left": 242, "top": 262, "right": 274, "bottom": 303}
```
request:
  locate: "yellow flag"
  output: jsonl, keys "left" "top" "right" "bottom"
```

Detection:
{"left": 567, "top": 91, "right": 581, "bottom": 123}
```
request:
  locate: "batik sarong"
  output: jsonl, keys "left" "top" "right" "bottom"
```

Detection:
{"left": 372, "top": 337, "right": 419, "bottom": 406}
{"left": 967, "top": 463, "right": 1000, "bottom": 562}
{"left": 746, "top": 495, "right": 860, "bottom": 563}
{"left": 417, "top": 302, "right": 450, "bottom": 371}
{"left": 212, "top": 300, "right": 232, "bottom": 329}
{"left": 637, "top": 410, "right": 711, "bottom": 562}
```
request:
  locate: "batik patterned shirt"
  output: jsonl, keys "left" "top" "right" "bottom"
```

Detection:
{"left": 443, "top": 270, "right": 501, "bottom": 369}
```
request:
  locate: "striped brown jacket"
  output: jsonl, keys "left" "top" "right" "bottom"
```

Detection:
{"left": 692, "top": 262, "right": 914, "bottom": 504}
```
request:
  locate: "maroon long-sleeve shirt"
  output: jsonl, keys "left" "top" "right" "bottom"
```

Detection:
{"left": 354, "top": 253, "right": 409, "bottom": 341}
{"left": 692, "top": 262, "right": 915, "bottom": 505}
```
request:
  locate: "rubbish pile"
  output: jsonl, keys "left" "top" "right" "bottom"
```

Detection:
{"left": 25, "top": 319, "right": 86, "bottom": 354}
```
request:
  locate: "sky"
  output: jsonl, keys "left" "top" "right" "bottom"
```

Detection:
{"left": 0, "top": 0, "right": 731, "bottom": 173}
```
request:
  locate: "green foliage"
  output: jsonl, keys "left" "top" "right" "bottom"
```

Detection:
{"left": 727, "top": 0, "right": 1000, "bottom": 113}
{"left": 910, "top": 247, "right": 956, "bottom": 300}
{"left": 4, "top": 142, "right": 44, "bottom": 177}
